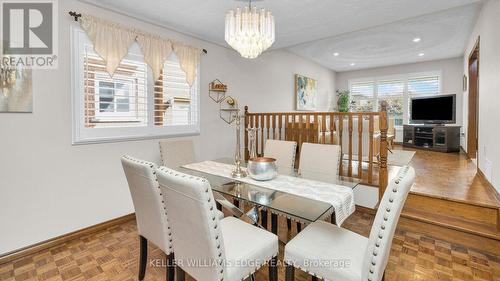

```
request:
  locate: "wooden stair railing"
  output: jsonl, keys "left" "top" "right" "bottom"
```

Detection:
{"left": 244, "top": 104, "right": 389, "bottom": 198}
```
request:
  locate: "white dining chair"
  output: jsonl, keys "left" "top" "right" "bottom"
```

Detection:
{"left": 284, "top": 166, "right": 415, "bottom": 281}
{"left": 299, "top": 142, "right": 342, "bottom": 177}
{"left": 121, "top": 155, "right": 175, "bottom": 281}
{"left": 156, "top": 166, "right": 279, "bottom": 281}
{"left": 159, "top": 139, "right": 196, "bottom": 167}
{"left": 264, "top": 139, "right": 297, "bottom": 168}
{"left": 287, "top": 143, "right": 342, "bottom": 232}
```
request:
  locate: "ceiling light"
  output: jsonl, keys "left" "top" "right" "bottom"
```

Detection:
{"left": 413, "top": 38, "right": 421, "bottom": 43}
{"left": 418, "top": 53, "right": 425, "bottom": 57}
{"left": 333, "top": 52, "right": 339, "bottom": 56}
{"left": 350, "top": 63, "right": 356, "bottom": 66}
{"left": 225, "top": 0, "right": 275, "bottom": 59}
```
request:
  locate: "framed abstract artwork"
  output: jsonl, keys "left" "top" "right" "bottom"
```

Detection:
{"left": 295, "top": 74, "right": 317, "bottom": 111}
{"left": 0, "top": 67, "right": 33, "bottom": 113}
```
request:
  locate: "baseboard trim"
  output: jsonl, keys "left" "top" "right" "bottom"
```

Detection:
{"left": 477, "top": 168, "right": 499, "bottom": 199}
{"left": 0, "top": 213, "right": 136, "bottom": 265}
{"left": 355, "top": 205, "right": 377, "bottom": 215}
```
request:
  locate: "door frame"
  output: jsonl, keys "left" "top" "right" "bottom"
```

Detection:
{"left": 467, "top": 37, "right": 480, "bottom": 161}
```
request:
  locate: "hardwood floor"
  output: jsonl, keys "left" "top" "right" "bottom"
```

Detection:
{"left": 405, "top": 146, "right": 499, "bottom": 208}
{"left": 1, "top": 210, "right": 499, "bottom": 281}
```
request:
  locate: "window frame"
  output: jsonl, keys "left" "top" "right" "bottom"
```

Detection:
{"left": 348, "top": 71, "right": 442, "bottom": 127}
{"left": 71, "top": 26, "right": 200, "bottom": 145}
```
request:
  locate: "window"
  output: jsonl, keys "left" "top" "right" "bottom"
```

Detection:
{"left": 348, "top": 72, "right": 441, "bottom": 126}
{"left": 377, "top": 79, "right": 404, "bottom": 126}
{"left": 84, "top": 51, "right": 148, "bottom": 128}
{"left": 72, "top": 27, "right": 200, "bottom": 144}
{"left": 350, "top": 81, "right": 375, "bottom": 112}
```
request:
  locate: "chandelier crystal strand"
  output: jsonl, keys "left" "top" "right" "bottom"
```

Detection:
{"left": 225, "top": 3, "right": 275, "bottom": 59}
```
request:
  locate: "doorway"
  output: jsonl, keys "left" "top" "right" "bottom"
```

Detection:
{"left": 467, "top": 38, "right": 479, "bottom": 160}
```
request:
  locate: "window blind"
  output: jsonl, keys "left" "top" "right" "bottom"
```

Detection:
{"left": 408, "top": 75, "right": 439, "bottom": 95}
{"left": 154, "top": 59, "right": 197, "bottom": 126}
{"left": 350, "top": 81, "right": 375, "bottom": 97}
{"left": 377, "top": 79, "right": 405, "bottom": 97}
{"left": 83, "top": 44, "right": 148, "bottom": 128}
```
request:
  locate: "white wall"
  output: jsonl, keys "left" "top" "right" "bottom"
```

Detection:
{"left": 462, "top": 0, "right": 500, "bottom": 192}
{"left": 0, "top": 0, "right": 335, "bottom": 255}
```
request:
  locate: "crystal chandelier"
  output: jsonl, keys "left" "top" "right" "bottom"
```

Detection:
{"left": 225, "top": 0, "right": 275, "bottom": 59}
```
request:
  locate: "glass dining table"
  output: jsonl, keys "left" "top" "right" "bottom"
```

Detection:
{"left": 177, "top": 158, "right": 360, "bottom": 235}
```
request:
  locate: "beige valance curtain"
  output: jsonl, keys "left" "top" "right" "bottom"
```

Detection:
{"left": 173, "top": 43, "right": 202, "bottom": 87}
{"left": 78, "top": 14, "right": 201, "bottom": 87}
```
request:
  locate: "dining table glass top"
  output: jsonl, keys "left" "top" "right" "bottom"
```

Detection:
{"left": 177, "top": 158, "right": 360, "bottom": 223}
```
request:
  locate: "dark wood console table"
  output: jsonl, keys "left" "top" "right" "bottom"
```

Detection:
{"left": 403, "top": 125, "right": 460, "bottom": 152}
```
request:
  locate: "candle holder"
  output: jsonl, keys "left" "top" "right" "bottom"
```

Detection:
{"left": 220, "top": 96, "right": 247, "bottom": 178}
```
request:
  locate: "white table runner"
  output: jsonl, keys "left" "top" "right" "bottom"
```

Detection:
{"left": 182, "top": 161, "right": 355, "bottom": 226}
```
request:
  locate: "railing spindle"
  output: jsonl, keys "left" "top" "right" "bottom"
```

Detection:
{"left": 358, "top": 114, "right": 363, "bottom": 179}
{"left": 369, "top": 115, "right": 374, "bottom": 184}
{"left": 348, "top": 115, "right": 353, "bottom": 177}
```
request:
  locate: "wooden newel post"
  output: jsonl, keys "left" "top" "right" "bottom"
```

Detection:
{"left": 244, "top": 106, "right": 249, "bottom": 161}
{"left": 379, "top": 101, "right": 389, "bottom": 199}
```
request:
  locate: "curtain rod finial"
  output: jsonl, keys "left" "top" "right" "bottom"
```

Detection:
{"left": 69, "top": 11, "right": 81, "bottom": 21}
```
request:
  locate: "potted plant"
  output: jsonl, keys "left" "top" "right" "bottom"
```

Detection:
{"left": 336, "top": 90, "right": 350, "bottom": 112}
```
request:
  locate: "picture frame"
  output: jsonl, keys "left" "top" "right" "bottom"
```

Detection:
{"left": 295, "top": 74, "right": 317, "bottom": 111}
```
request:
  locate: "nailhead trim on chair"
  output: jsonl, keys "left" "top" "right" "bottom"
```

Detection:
{"left": 122, "top": 155, "right": 174, "bottom": 253}
{"left": 367, "top": 166, "right": 410, "bottom": 280}
{"left": 157, "top": 166, "right": 226, "bottom": 281}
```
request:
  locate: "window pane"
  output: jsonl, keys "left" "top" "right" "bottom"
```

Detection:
{"left": 350, "top": 81, "right": 374, "bottom": 97}
{"left": 155, "top": 58, "right": 195, "bottom": 126}
{"left": 380, "top": 98, "right": 403, "bottom": 126}
{"left": 408, "top": 76, "right": 439, "bottom": 95}
{"left": 352, "top": 99, "right": 375, "bottom": 112}
{"left": 83, "top": 43, "right": 148, "bottom": 128}
{"left": 377, "top": 79, "right": 404, "bottom": 97}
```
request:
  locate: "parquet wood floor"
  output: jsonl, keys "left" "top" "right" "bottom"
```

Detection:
{"left": 1, "top": 210, "right": 499, "bottom": 281}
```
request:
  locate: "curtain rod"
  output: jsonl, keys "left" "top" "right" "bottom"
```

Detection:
{"left": 68, "top": 11, "right": 208, "bottom": 54}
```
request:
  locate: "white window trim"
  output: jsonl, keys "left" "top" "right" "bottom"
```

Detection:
{"left": 348, "top": 71, "right": 443, "bottom": 127}
{"left": 70, "top": 25, "right": 200, "bottom": 145}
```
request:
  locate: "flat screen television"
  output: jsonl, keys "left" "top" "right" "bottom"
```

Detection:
{"left": 410, "top": 94, "right": 456, "bottom": 124}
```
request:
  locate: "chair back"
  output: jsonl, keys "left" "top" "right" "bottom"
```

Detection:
{"left": 159, "top": 139, "right": 195, "bottom": 167}
{"left": 299, "top": 143, "right": 341, "bottom": 176}
{"left": 362, "top": 166, "right": 415, "bottom": 281}
{"left": 121, "top": 155, "right": 172, "bottom": 254}
{"left": 156, "top": 167, "right": 225, "bottom": 281}
{"left": 264, "top": 139, "right": 297, "bottom": 168}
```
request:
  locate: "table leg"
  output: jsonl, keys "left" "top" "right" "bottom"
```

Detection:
{"left": 261, "top": 209, "right": 268, "bottom": 229}
{"left": 271, "top": 213, "right": 278, "bottom": 235}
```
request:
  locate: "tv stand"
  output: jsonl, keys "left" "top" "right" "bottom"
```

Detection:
{"left": 403, "top": 124, "right": 460, "bottom": 152}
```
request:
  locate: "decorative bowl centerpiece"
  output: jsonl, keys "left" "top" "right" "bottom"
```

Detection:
{"left": 247, "top": 157, "right": 278, "bottom": 181}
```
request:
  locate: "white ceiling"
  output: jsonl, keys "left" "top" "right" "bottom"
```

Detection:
{"left": 81, "top": 0, "right": 482, "bottom": 71}
{"left": 289, "top": 4, "right": 481, "bottom": 71}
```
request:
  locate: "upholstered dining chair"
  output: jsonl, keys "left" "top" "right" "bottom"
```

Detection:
{"left": 263, "top": 139, "right": 298, "bottom": 231}
{"left": 156, "top": 167, "right": 279, "bottom": 281}
{"left": 159, "top": 139, "right": 196, "bottom": 167}
{"left": 264, "top": 139, "right": 297, "bottom": 168}
{"left": 284, "top": 166, "right": 415, "bottom": 281}
{"left": 121, "top": 155, "right": 175, "bottom": 281}
{"left": 299, "top": 142, "right": 342, "bottom": 177}
{"left": 287, "top": 143, "right": 342, "bottom": 232}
